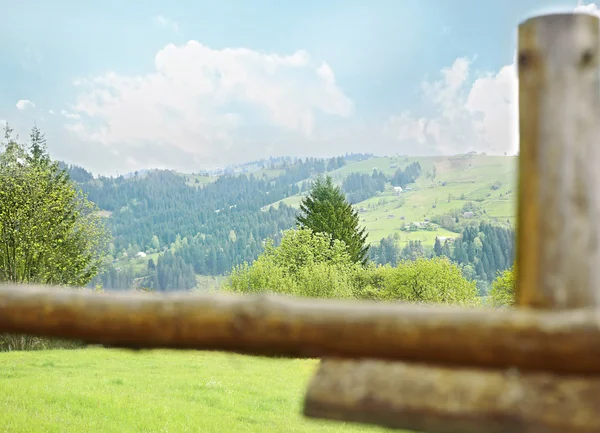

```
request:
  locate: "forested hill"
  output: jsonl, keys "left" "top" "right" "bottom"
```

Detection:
{"left": 59, "top": 153, "right": 517, "bottom": 293}
{"left": 60, "top": 156, "right": 350, "bottom": 290}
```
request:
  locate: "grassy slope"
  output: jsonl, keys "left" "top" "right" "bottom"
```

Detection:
{"left": 266, "top": 155, "right": 517, "bottom": 246}
{"left": 0, "top": 349, "right": 391, "bottom": 433}
{"left": 179, "top": 173, "right": 217, "bottom": 188}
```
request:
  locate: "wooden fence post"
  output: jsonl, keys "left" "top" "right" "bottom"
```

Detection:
{"left": 2, "top": 13, "right": 600, "bottom": 433}
{"left": 304, "top": 12, "right": 600, "bottom": 433}
{"left": 517, "top": 12, "right": 600, "bottom": 309}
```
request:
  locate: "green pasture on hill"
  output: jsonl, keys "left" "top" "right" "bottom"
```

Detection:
{"left": 265, "top": 155, "right": 517, "bottom": 245}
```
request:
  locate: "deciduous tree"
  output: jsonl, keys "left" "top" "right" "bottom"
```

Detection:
{"left": 489, "top": 265, "right": 516, "bottom": 307}
{"left": 226, "top": 228, "right": 358, "bottom": 299}
{"left": 0, "top": 124, "right": 110, "bottom": 287}
{"left": 380, "top": 257, "right": 479, "bottom": 305}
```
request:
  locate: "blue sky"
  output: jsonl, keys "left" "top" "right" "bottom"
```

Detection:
{"left": 0, "top": 0, "right": 590, "bottom": 175}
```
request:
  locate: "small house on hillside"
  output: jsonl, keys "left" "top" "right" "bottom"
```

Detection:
{"left": 393, "top": 186, "right": 403, "bottom": 195}
{"left": 463, "top": 211, "right": 474, "bottom": 218}
{"left": 135, "top": 252, "right": 147, "bottom": 258}
{"left": 437, "top": 236, "right": 456, "bottom": 243}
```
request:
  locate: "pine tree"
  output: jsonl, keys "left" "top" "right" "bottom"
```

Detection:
{"left": 296, "top": 175, "right": 369, "bottom": 265}
{"left": 434, "top": 237, "right": 443, "bottom": 256}
{"left": 28, "top": 122, "right": 49, "bottom": 166}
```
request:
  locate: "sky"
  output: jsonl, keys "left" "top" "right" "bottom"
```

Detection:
{"left": 0, "top": 0, "right": 596, "bottom": 176}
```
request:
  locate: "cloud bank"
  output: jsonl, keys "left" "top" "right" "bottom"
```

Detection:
{"left": 64, "top": 41, "right": 354, "bottom": 172}
{"left": 53, "top": 2, "right": 600, "bottom": 174}
{"left": 383, "top": 2, "right": 600, "bottom": 157}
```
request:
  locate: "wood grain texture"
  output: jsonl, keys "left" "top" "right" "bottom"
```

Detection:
{"left": 304, "top": 13, "right": 600, "bottom": 432}
{"left": 2, "top": 284, "right": 600, "bottom": 375}
{"left": 517, "top": 13, "right": 600, "bottom": 309}
{"left": 304, "top": 359, "right": 600, "bottom": 433}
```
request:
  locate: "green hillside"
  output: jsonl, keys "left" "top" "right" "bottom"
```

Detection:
{"left": 59, "top": 152, "right": 517, "bottom": 291}
{"left": 266, "top": 154, "right": 517, "bottom": 246}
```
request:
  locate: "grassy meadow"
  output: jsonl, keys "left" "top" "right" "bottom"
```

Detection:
{"left": 183, "top": 174, "right": 217, "bottom": 188}
{"left": 0, "top": 348, "right": 393, "bottom": 433}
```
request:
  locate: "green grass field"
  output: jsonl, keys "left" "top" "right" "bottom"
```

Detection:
{"left": 0, "top": 349, "right": 393, "bottom": 433}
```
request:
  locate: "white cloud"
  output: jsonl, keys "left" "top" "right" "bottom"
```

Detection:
{"left": 16, "top": 99, "right": 35, "bottom": 111}
{"left": 66, "top": 41, "right": 354, "bottom": 171}
{"left": 153, "top": 15, "right": 180, "bottom": 33}
{"left": 384, "top": 57, "right": 518, "bottom": 155}
{"left": 575, "top": 2, "right": 600, "bottom": 15}
{"left": 48, "top": 109, "right": 55, "bottom": 115}
{"left": 384, "top": 2, "right": 600, "bottom": 156}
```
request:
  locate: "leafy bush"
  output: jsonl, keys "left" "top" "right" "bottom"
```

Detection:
{"left": 488, "top": 265, "right": 516, "bottom": 307}
{"left": 226, "top": 230, "right": 479, "bottom": 307}
{"left": 225, "top": 229, "right": 358, "bottom": 299}
{"left": 377, "top": 257, "right": 479, "bottom": 305}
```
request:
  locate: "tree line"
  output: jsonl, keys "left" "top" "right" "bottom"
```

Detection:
{"left": 1, "top": 125, "right": 518, "bottom": 352}
{"left": 227, "top": 175, "right": 480, "bottom": 304}
{"left": 71, "top": 155, "right": 426, "bottom": 289}
{"left": 369, "top": 222, "right": 515, "bottom": 294}
{"left": 342, "top": 171, "right": 387, "bottom": 204}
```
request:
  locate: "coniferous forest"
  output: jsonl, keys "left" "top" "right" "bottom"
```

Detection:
{"left": 54, "top": 153, "right": 517, "bottom": 293}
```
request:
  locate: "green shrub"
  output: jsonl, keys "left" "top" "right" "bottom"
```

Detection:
{"left": 225, "top": 229, "right": 480, "bottom": 308}
{"left": 489, "top": 265, "right": 516, "bottom": 307}
{"left": 378, "top": 257, "right": 479, "bottom": 305}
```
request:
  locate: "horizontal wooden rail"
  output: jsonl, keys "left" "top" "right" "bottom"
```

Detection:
{"left": 304, "top": 359, "right": 600, "bottom": 433}
{"left": 2, "top": 284, "right": 600, "bottom": 375}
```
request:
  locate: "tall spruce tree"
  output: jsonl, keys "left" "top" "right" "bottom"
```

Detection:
{"left": 296, "top": 175, "right": 369, "bottom": 265}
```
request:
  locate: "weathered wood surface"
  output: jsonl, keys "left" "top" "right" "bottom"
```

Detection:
{"left": 2, "top": 284, "right": 600, "bottom": 375}
{"left": 304, "top": 359, "right": 600, "bottom": 433}
{"left": 517, "top": 12, "right": 600, "bottom": 309}
{"left": 305, "top": 13, "right": 600, "bottom": 432}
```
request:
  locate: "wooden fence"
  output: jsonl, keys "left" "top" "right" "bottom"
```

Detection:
{"left": 1, "top": 11, "right": 600, "bottom": 433}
